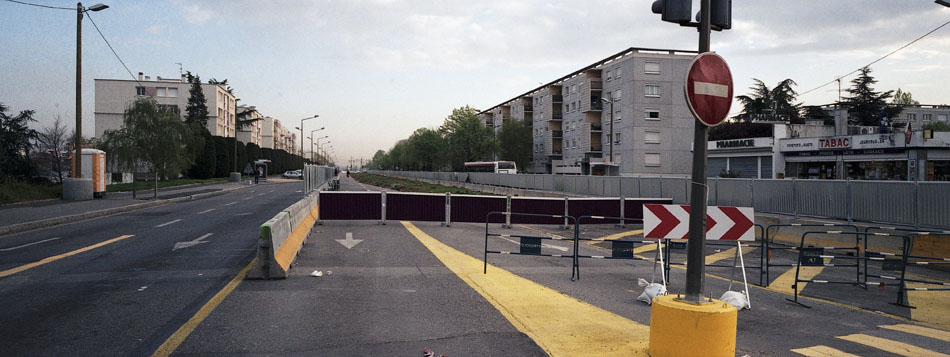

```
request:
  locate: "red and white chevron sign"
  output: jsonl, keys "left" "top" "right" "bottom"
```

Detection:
{"left": 643, "top": 204, "right": 754, "bottom": 241}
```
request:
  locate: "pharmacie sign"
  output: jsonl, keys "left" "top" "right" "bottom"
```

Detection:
{"left": 716, "top": 139, "right": 755, "bottom": 148}
{"left": 818, "top": 137, "right": 851, "bottom": 149}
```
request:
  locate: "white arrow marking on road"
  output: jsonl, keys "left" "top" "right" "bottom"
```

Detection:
{"left": 155, "top": 219, "right": 182, "bottom": 228}
{"left": 498, "top": 236, "right": 569, "bottom": 252}
{"left": 694, "top": 81, "right": 729, "bottom": 98}
{"left": 197, "top": 208, "right": 215, "bottom": 215}
{"left": 174, "top": 233, "right": 213, "bottom": 251}
{"left": 0, "top": 237, "right": 60, "bottom": 251}
{"left": 336, "top": 232, "right": 363, "bottom": 249}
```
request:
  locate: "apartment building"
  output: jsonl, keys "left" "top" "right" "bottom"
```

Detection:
{"left": 261, "top": 116, "right": 297, "bottom": 153}
{"left": 236, "top": 105, "right": 264, "bottom": 147}
{"left": 479, "top": 47, "right": 697, "bottom": 175}
{"left": 94, "top": 73, "right": 235, "bottom": 139}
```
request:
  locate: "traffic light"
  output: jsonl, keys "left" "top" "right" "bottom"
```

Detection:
{"left": 710, "top": 0, "right": 731, "bottom": 29}
{"left": 652, "top": 0, "right": 691, "bottom": 24}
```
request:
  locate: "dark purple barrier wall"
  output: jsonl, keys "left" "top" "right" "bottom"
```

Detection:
{"left": 570, "top": 198, "right": 622, "bottom": 224}
{"left": 625, "top": 198, "right": 672, "bottom": 221}
{"left": 511, "top": 197, "right": 566, "bottom": 225}
{"left": 387, "top": 193, "right": 445, "bottom": 221}
{"left": 319, "top": 192, "right": 382, "bottom": 220}
{"left": 451, "top": 195, "right": 506, "bottom": 223}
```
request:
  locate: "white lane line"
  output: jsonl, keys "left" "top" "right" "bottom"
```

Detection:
{"left": 197, "top": 208, "right": 215, "bottom": 215}
{"left": 235, "top": 213, "right": 252, "bottom": 216}
{"left": 243, "top": 197, "right": 252, "bottom": 200}
{"left": 155, "top": 219, "right": 183, "bottom": 228}
{"left": 268, "top": 190, "right": 274, "bottom": 193}
{"left": 138, "top": 286, "right": 148, "bottom": 292}
{"left": 256, "top": 193, "right": 265, "bottom": 196}
{"left": 0, "top": 237, "right": 61, "bottom": 252}
{"left": 224, "top": 201, "right": 238, "bottom": 206}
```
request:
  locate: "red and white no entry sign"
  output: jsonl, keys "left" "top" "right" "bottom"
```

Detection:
{"left": 684, "top": 52, "right": 734, "bottom": 127}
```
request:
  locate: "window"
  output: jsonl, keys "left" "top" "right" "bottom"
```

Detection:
{"left": 135, "top": 86, "right": 145, "bottom": 95}
{"left": 645, "top": 153, "right": 661, "bottom": 166}
{"left": 572, "top": 84, "right": 577, "bottom": 94}
{"left": 645, "top": 131, "right": 660, "bottom": 144}
{"left": 614, "top": 132, "right": 622, "bottom": 144}
{"left": 606, "top": 70, "right": 612, "bottom": 81}
{"left": 939, "top": 114, "right": 948, "bottom": 122}
{"left": 907, "top": 113, "right": 917, "bottom": 121}
{"left": 616, "top": 67, "right": 622, "bottom": 78}
{"left": 645, "top": 62, "right": 660, "bottom": 74}
{"left": 615, "top": 110, "right": 622, "bottom": 122}
{"left": 646, "top": 109, "right": 660, "bottom": 120}
{"left": 923, "top": 114, "right": 932, "bottom": 121}
{"left": 167, "top": 87, "right": 178, "bottom": 97}
{"left": 156, "top": 87, "right": 166, "bottom": 97}
{"left": 645, "top": 85, "right": 660, "bottom": 97}
{"left": 615, "top": 89, "right": 622, "bottom": 99}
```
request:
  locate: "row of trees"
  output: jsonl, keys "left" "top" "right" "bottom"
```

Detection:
{"left": 1, "top": 103, "right": 75, "bottom": 183}
{"left": 712, "top": 66, "right": 911, "bottom": 140}
{"left": 368, "top": 106, "right": 532, "bottom": 172}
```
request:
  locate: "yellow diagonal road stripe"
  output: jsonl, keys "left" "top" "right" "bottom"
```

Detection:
{"left": 768, "top": 258, "right": 829, "bottom": 294}
{"left": 879, "top": 324, "right": 950, "bottom": 342}
{"left": 402, "top": 221, "right": 649, "bottom": 356}
{"left": 790, "top": 345, "right": 859, "bottom": 356}
{"left": 586, "top": 229, "right": 644, "bottom": 246}
{"left": 0, "top": 234, "right": 135, "bottom": 278}
{"left": 837, "top": 334, "right": 947, "bottom": 356}
{"left": 704, "top": 244, "right": 755, "bottom": 266}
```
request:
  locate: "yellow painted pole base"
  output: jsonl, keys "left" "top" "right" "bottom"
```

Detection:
{"left": 649, "top": 295, "right": 737, "bottom": 357}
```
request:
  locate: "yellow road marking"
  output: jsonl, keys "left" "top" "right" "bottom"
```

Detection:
{"left": 907, "top": 281, "right": 950, "bottom": 331}
{"left": 152, "top": 259, "right": 256, "bottom": 357}
{"left": 0, "top": 234, "right": 135, "bottom": 278}
{"left": 768, "top": 258, "right": 829, "bottom": 293}
{"left": 585, "top": 229, "right": 644, "bottom": 246}
{"left": 837, "top": 333, "right": 946, "bottom": 356}
{"left": 880, "top": 324, "right": 950, "bottom": 342}
{"left": 402, "top": 221, "right": 649, "bottom": 356}
{"left": 790, "top": 345, "right": 859, "bottom": 356}
{"left": 704, "top": 244, "right": 755, "bottom": 266}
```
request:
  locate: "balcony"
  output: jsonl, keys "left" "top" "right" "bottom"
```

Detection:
{"left": 551, "top": 111, "right": 563, "bottom": 120}
{"left": 524, "top": 104, "right": 533, "bottom": 112}
{"left": 549, "top": 150, "right": 562, "bottom": 157}
{"left": 589, "top": 101, "right": 603, "bottom": 111}
{"left": 589, "top": 147, "right": 603, "bottom": 152}
{"left": 589, "top": 80, "right": 603, "bottom": 90}
{"left": 552, "top": 94, "right": 563, "bottom": 103}
{"left": 552, "top": 130, "right": 563, "bottom": 138}
{"left": 591, "top": 123, "right": 602, "bottom": 131}
{"left": 584, "top": 152, "right": 602, "bottom": 162}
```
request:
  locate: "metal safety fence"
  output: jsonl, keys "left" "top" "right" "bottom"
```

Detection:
{"left": 372, "top": 170, "right": 950, "bottom": 229}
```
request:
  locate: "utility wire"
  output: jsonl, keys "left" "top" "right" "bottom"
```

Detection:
{"left": 3, "top": 0, "right": 73, "bottom": 10}
{"left": 85, "top": 12, "right": 143, "bottom": 87}
{"left": 800, "top": 17, "right": 950, "bottom": 98}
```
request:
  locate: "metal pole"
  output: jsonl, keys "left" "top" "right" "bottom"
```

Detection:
{"left": 74, "top": 2, "right": 83, "bottom": 178}
{"left": 609, "top": 98, "right": 614, "bottom": 166}
{"left": 683, "top": 0, "right": 711, "bottom": 303}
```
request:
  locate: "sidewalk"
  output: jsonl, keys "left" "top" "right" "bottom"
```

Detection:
{"left": 0, "top": 180, "right": 270, "bottom": 237}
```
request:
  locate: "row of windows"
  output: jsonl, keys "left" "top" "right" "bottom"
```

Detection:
{"left": 134, "top": 86, "right": 179, "bottom": 97}
{"left": 529, "top": 63, "right": 661, "bottom": 106}
{"left": 903, "top": 113, "right": 949, "bottom": 122}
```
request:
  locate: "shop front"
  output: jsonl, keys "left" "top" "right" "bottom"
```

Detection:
{"left": 781, "top": 134, "right": 910, "bottom": 180}
{"left": 708, "top": 137, "right": 778, "bottom": 179}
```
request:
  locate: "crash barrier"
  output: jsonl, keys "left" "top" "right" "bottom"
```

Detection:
{"left": 862, "top": 226, "right": 950, "bottom": 307}
{"left": 786, "top": 231, "right": 907, "bottom": 308}
{"left": 371, "top": 170, "right": 950, "bottom": 229}
{"left": 249, "top": 167, "right": 335, "bottom": 279}
{"left": 316, "top": 191, "right": 671, "bottom": 225}
{"left": 574, "top": 216, "right": 666, "bottom": 285}
{"left": 303, "top": 165, "right": 337, "bottom": 194}
{"left": 660, "top": 224, "right": 766, "bottom": 286}
{"left": 764, "top": 223, "right": 859, "bottom": 285}
{"left": 483, "top": 212, "right": 579, "bottom": 278}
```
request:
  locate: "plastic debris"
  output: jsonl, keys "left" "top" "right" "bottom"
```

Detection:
{"left": 720, "top": 291, "right": 750, "bottom": 310}
{"left": 310, "top": 270, "right": 323, "bottom": 277}
{"left": 637, "top": 278, "right": 667, "bottom": 305}
{"left": 423, "top": 348, "right": 446, "bottom": 357}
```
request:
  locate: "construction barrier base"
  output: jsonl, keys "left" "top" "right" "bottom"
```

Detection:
{"left": 649, "top": 295, "right": 737, "bottom": 357}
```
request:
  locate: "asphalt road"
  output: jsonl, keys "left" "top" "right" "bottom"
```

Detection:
{"left": 0, "top": 180, "right": 306, "bottom": 355}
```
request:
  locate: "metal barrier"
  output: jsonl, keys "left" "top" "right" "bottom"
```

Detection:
{"left": 862, "top": 226, "right": 950, "bottom": 307}
{"left": 786, "top": 231, "right": 896, "bottom": 308}
{"left": 573, "top": 216, "right": 663, "bottom": 283}
{"left": 483, "top": 212, "right": 579, "bottom": 279}
{"left": 764, "top": 223, "right": 859, "bottom": 284}
{"left": 659, "top": 224, "right": 764, "bottom": 289}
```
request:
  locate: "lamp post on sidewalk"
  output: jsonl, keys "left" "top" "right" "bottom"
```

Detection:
{"left": 601, "top": 94, "right": 618, "bottom": 173}
{"left": 73, "top": 2, "right": 109, "bottom": 179}
{"left": 312, "top": 134, "right": 328, "bottom": 163}
{"left": 298, "top": 114, "right": 319, "bottom": 157}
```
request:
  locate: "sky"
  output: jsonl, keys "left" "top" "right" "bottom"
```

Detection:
{"left": 2, "top": 0, "right": 949, "bottom": 165}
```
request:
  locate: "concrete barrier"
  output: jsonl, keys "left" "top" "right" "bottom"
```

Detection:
{"left": 247, "top": 192, "right": 321, "bottom": 279}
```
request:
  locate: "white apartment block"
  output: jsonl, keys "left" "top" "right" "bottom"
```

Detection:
{"left": 261, "top": 117, "right": 297, "bottom": 153}
{"left": 236, "top": 105, "right": 264, "bottom": 147}
{"left": 94, "top": 73, "right": 235, "bottom": 139}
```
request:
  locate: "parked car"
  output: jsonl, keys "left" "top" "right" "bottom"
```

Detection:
{"left": 282, "top": 170, "right": 302, "bottom": 179}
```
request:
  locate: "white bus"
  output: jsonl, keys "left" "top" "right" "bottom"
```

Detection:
{"left": 464, "top": 161, "right": 517, "bottom": 174}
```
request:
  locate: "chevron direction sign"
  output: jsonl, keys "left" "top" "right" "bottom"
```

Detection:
{"left": 643, "top": 204, "right": 754, "bottom": 241}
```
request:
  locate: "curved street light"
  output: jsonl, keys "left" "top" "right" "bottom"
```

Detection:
{"left": 74, "top": 2, "right": 109, "bottom": 179}
{"left": 298, "top": 114, "right": 319, "bottom": 157}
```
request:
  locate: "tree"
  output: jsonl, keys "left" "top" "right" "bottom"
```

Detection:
{"left": 497, "top": 120, "right": 532, "bottom": 171}
{"left": 213, "top": 136, "right": 231, "bottom": 178}
{"left": 189, "top": 129, "right": 216, "bottom": 179}
{"left": 406, "top": 128, "right": 446, "bottom": 171}
{"left": 892, "top": 88, "right": 919, "bottom": 106}
{"left": 35, "top": 116, "right": 71, "bottom": 183}
{"left": 439, "top": 106, "right": 496, "bottom": 171}
{"left": 842, "top": 67, "right": 902, "bottom": 126}
{"left": 184, "top": 72, "right": 209, "bottom": 127}
{"left": 99, "top": 97, "right": 192, "bottom": 198}
{"left": 734, "top": 78, "right": 802, "bottom": 123}
{"left": 0, "top": 102, "right": 38, "bottom": 181}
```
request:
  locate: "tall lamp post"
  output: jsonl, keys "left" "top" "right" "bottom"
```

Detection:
{"left": 298, "top": 115, "right": 319, "bottom": 157}
{"left": 74, "top": 2, "right": 109, "bottom": 179}
{"left": 312, "top": 134, "right": 328, "bottom": 163}
{"left": 601, "top": 94, "right": 617, "bottom": 174}
{"left": 320, "top": 142, "right": 331, "bottom": 165}
{"left": 309, "top": 128, "right": 325, "bottom": 161}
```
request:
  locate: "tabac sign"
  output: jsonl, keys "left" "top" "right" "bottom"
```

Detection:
{"left": 818, "top": 137, "right": 851, "bottom": 149}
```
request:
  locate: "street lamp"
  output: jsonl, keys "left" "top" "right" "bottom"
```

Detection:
{"left": 74, "top": 2, "right": 109, "bottom": 179}
{"left": 937, "top": 1, "right": 950, "bottom": 7}
{"left": 320, "top": 141, "right": 331, "bottom": 165}
{"left": 312, "top": 134, "right": 328, "bottom": 163}
{"left": 601, "top": 95, "right": 618, "bottom": 171}
{"left": 298, "top": 114, "right": 319, "bottom": 157}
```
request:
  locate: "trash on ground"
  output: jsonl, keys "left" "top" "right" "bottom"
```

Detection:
{"left": 637, "top": 278, "right": 667, "bottom": 305}
{"left": 310, "top": 270, "right": 323, "bottom": 277}
{"left": 720, "top": 291, "right": 750, "bottom": 310}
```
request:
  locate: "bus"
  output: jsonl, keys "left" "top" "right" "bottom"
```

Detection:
{"left": 464, "top": 161, "right": 517, "bottom": 174}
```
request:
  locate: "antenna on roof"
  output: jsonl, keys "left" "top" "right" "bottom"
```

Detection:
{"left": 175, "top": 62, "right": 183, "bottom": 77}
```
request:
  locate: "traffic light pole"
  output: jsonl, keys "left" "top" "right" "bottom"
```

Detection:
{"left": 683, "top": 0, "right": 711, "bottom": 304}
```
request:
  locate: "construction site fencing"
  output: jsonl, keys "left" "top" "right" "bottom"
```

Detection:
{"left": 371, "top": 171, "right": 950, "bottom": 229}
{"left": 483, "top": 212, "right": 579, "bottom": 279}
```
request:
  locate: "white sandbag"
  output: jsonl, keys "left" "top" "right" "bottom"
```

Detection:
{"left": 637, "top": 278, "right": 667, "bottom": 305}
{"left": 720, "top": 290, "right": 750, "bottom": 310}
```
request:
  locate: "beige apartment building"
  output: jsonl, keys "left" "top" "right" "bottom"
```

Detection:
{"left": 94, "top": 73, "right": 235, "bottom": 139}
{"left": 236, "top": 105, "right": 264, "bottom": 147}
{"left": 261, "top": 116, "right": 297, "bottom": 153}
